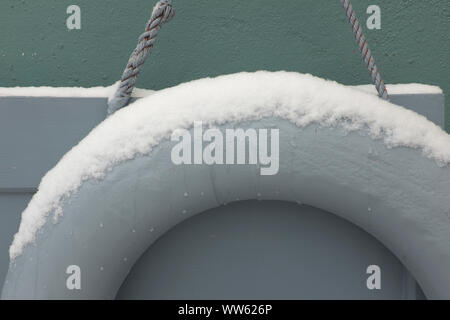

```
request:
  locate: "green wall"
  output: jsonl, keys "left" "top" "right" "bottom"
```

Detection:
{"left": 0, "top": 0, "right": 448, "bottom": 131}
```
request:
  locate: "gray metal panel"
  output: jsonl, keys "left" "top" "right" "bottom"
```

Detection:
{"left": 117, "top": 200, "right": 424, "bottom": 300}
{"left": 390, "top": 94, "right": 445, "bottom": 129}
{"left": 0, "top": 94, "right": 444, "bottom": 191}
{"left": 0, "top": 97, "right": 107, "bottom": 190}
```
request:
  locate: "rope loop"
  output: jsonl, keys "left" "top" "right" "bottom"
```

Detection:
{"left": 108, "top": 0, "right": 389, "bottom": 116}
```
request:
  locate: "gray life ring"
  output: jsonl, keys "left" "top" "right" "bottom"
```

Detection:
{"left": 2, "top": 72, "right": 450, "bottom": 299}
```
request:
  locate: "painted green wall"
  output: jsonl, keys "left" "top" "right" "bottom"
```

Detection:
{"left": 0, "top": 0, "right": 448, "bottom": 131}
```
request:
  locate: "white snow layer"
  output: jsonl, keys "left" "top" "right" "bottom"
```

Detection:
{"left": 0, "top": 82, "right": 441, "bottom": 99}
{"left": 0, "top": 82, "right": 155, "bottom": 100}
{"left": 353, "top": 83, "right": 443, "bottom": 95}
{"left": 8, "top": 71, "right": 450, "bottom": 261}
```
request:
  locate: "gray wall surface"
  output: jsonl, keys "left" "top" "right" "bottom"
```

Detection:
{"left": 0, "top": 193, "right": 32, "bottom": 286}
{"left": 0, "top": 97, "right": 107, "bottom": 190}
{"left": 0, "top": 1, "right": 449, "bottom": 131}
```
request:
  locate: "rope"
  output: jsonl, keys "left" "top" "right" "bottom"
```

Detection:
{"left": 107, "top": 0, "right": 175, "bottom": 115}
{"left": 340, "top": 0, "right": 389, "bottom": 100}
{"left": 108, "top": 0, "right": 386, "bottom": 114}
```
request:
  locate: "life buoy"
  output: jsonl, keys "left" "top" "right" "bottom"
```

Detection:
{"left": 3, "top": 72, "right": 450, "bottom": 299}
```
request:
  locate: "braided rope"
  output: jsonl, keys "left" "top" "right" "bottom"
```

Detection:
{"left": 340, "top": 0, "right": 389, "bottom": 100}
{"left": 107, "top": 0, "right": 175, "bottom": 115}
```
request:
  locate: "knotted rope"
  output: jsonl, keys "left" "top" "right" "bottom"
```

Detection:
{"left": 108, "top": 0, "right": 175, "bottom": 115}
{"left": 340, "top": 0, "right": 389, "bottom": 100}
